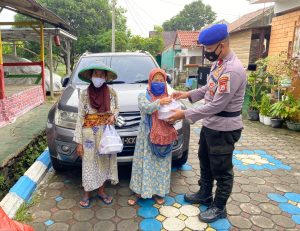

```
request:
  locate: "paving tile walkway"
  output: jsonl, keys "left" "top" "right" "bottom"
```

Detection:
{"left": 26, "top": 100, "right": 300, "bottom": 230}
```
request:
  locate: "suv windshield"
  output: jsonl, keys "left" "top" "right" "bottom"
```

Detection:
{"left": 72, "top": 55, "right": 157, "bottom": 85}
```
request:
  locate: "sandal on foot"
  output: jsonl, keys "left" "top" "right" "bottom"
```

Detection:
{"left": 154, "top": 195, "right": 165, "bottom": 205}
{"left": 97, "top": 194, "right": 113, "bottom": 205}
{"left": 79, "top": 198, "right": 91, "bottom": 208}
{"left": 127, "top": 194, "right": 141, "bottom": 206}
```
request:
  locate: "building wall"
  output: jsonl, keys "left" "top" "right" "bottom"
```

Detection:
{"left": 268, "top": 10, "right": 300, "bottom": 55}
{"left": 161, "top": 47, "right": 175, "bottom": 70}
{"left": 0, "top": 86, "right": 44, "bottom": 128}
{"left": 230, "top": 30, "right": 252, "bottom": 67}
{"left": 181, "top": 47, "right": 203, "bottom": 57}
{"left": 269, "top": 9, "right": 300, "bottom": 97}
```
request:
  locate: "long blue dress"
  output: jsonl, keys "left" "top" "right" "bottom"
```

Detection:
{"left": 129, "top": 93, "right": 172, "bottom": 198}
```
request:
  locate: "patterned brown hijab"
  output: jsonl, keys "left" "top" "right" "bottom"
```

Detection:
{"left": 88, "top": 80, "right": 110, "bottom": 113}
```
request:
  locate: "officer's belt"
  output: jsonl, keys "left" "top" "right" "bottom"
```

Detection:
{"left": 215, "top": 110, "right": 241, "bottom": 117}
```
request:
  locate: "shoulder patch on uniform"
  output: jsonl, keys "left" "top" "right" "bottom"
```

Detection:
{"left": 217, "top": 73, "right": 230, "bottom": 94}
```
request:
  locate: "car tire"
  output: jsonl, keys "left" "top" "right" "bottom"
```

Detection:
{"left": 50, "top": 156, "right": 65, "bottom": 171}
{"left": 173, "top": 150, "right": 189, "bottom": 167}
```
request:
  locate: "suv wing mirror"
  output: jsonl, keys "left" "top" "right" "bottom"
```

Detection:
{"left": 166, "top": 73, "right": 173, "bottom": 84}
{"left": 62, "top": 76, "right": 70, "bottom": 87}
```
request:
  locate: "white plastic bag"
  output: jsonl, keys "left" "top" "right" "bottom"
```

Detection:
{"left": 98, "top": 125, "right": 123, "bottom": 155}
{"left": 158, "top": 100, "right": 181, "bottom": 121}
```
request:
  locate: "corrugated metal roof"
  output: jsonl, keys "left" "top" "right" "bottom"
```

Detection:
{"left": 228, "top": 6, "right": 274, "bottom": 33}
{"left": 0, "top": 0, "right": 70, "bottom": 30}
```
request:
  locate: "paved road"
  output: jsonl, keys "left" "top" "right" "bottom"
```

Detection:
{"left": 28, "top": 102, "right": 300, "bottom": 230}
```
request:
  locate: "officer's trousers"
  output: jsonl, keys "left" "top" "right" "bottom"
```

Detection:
{"left": 198, "top": 126, "right": 242, "bottom": 209}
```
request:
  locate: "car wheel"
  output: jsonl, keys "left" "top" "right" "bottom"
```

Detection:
{"left": 50, "top": 156, "right": 65, "bottom": 171}
{"left": 173, "top": 150, "right": 189, "bottom": 167}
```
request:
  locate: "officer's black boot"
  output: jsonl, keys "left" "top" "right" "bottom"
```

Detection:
{"left": 184, "top": 183, "right": 213, "bottom": 206}
{"left": 200, "top": 155, "right": 233, "bottom": 223}
{"left": 199, "top": 204, "right": 227, "bottom": 223}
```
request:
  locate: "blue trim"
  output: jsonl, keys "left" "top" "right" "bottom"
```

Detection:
{"left": 292, "top": 215, "right": 300, "bottom": 225}
{"left": 174, "top": 194, "right": 190, "bottom": 206}
{"left": 44, "top": 219, "right": 55, "bottom": 226}
{"left": 37, "top": 150, "right": 51, "bottom": 168}
{"left": 210, "top": 218, "right": 231, "bottom": 230}
{"left": 179, "top": 164, "right": 193, "bottom": 171}
{"left": 137, "top": 207, "right": 159, "bottom": 218}
{"left": 164, "top": 196, "right": 176, "bottom": 206}
{"left": 268, "top": 193, "right": 288, "bottom": 203}
{"left": 140, "top": 219, "right": 162, "bottom": 231}
{"left": 285, "top": 193, "right": 300, "bottom": 203}
{"left": 9, "top": 176, "right": 37, "bottom": 202}
{"left": 55, "top": 196, "right": 63, "bottom": 202}
{"left": 279, "top": 203, "right": 300, "bottom": 215}
{"left": 137, "top": 198, "right": 155, "bottom": 207}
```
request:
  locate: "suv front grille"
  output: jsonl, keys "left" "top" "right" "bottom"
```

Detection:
{"left": 116, "top": 111, "right": 141, "bottom": 130}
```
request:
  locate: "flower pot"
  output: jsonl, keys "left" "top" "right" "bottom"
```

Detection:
{"left": 248, "top": 109, "right": 259, "bottom": 121}
{"left": 286, "top": 121, "right": 300, "bottom": 132}
{"left": 263, "top": 116, "right": 272, "bottom": 126}
{"left": 259, "top": 114, "right": 265, "bottom": 123}
{"left": 271, "top": 118, "right": 283, "bottom": 128}
{"left": 274, "top": 91, "right": 282, "bottom": 100}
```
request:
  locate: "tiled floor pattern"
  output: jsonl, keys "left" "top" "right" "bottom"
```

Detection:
{"left": 138, "top": 195, "right": 231, "bottom": 231}
{"left": 268, "top": 192, "right": 300, "bottom": 225}
{"left": 233, "top": 150, "right": 292, "bottom": 171}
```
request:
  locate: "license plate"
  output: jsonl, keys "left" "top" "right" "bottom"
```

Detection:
{"left": 121, "top": 136, "right": 136, "bottom": 146}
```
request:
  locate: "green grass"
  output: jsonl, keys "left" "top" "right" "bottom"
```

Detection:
{"left": 15, "top": 194, "right": 40, "bottom": 222}
{"left": 0, "top": 134, "right": 47, "bottom": 200}
{"left": 0, "top": 174, "right": 8, "bottom": 192}
{"left": 55, "top": 63, "right": 67, "bottom": 77}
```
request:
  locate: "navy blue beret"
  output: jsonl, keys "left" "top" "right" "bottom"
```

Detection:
{"left": 198, "top": 24, "right": 228, "bottom": 46}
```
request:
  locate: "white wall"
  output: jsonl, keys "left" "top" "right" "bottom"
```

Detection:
{"left": 181, "top": 47, "right": 203, "bottom": 56}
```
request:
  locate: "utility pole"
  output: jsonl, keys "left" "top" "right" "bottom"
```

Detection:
{"left": 111, "top": 0, "right": 116, "bottom": 52}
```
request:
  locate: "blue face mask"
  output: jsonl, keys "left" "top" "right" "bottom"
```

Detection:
{"left": 151, "top": 82, "right": 165, "bottom": 96}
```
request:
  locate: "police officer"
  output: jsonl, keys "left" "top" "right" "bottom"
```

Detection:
{"left": 168, "top": 24, "right": 247, "bottom": 223}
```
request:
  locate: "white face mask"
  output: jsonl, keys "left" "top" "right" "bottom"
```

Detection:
{"left": 91, "top": 77, "right": 105, "bottom": 88}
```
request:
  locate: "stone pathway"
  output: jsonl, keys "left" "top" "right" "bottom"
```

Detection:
{"left": 26, "top": 115, "right": 300, "bottom": 230}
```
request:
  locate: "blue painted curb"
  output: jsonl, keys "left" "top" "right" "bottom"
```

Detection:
{"left": 9, "top": 176, "right": 37, "bottom": 202}
{"left": 1, "top": 148, "right": 52, "bottom": 218}
{"left": 37, "top": 150, "right": 51, "bottom": 168}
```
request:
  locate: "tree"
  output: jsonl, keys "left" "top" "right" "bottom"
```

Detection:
{"left": 127, "top": 27, "right": 163, "bottom": 56}
{"left": 14, "top": 0, "right": 128, "bottom": 71}
{"left": 95, "top": 30, "right": 130, "bottom": 52}
{"left": 162, "top": 0, "right": 216, "bottom": 31}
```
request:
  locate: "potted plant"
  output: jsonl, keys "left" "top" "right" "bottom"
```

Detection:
{"left": 269, "top": 100, "right": 286, "bottom": 128}
{"left": 259, "top": 112, "right": 265, "bottom": 123}
{"left": 246, "top": 59, "right": 270, "bottom": 121}
{"left": 266, "top": 52, "right": 294, "bottom": 101}
{"left": 285, "top": 95, "right": 300, "bottom": 131}
{"left": 248, "top": 101, "right": 259, "bottom": 121}
{"left": 259, "top": 93, "right": 272, "bottom": 126}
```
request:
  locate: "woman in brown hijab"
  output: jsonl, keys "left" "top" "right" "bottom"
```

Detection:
{"left": 74, "top": 64, "right": 119, "bottom": 208}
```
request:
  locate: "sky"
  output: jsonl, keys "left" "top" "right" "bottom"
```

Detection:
{"left": 0, "top": 0, "right": 273, "bottom": 37}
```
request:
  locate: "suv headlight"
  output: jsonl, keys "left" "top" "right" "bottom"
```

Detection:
{"left": 55, "top": 108, "right": 77, "bottom": 129}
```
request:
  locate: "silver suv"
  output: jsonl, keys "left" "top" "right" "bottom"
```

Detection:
{"left": 46, "top": 52, "right": 190, "bottom": 171}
